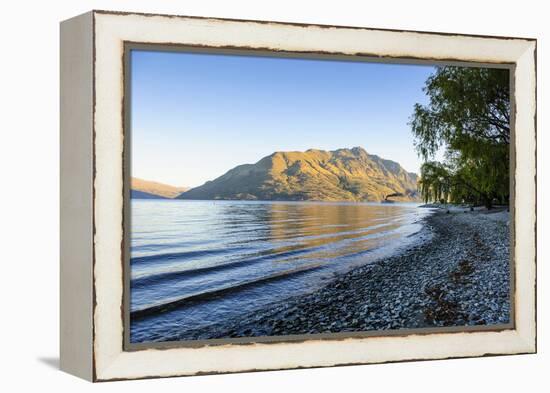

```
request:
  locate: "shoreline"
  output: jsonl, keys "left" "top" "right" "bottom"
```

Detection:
{"left": 165, "top": 207, "right": 511, "bottom": 342}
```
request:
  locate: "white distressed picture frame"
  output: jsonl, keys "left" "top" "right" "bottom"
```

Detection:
{"left": 60, "top": 10, "right": 536, "bottom": 382}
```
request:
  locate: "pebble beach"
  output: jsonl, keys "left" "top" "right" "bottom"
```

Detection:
{"left": 175, "top": 207, "right": 511, "bottom": 341}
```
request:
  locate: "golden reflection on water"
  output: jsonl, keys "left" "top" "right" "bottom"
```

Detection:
{"left": 264, "top": 203, "right": 404, "bottom": 261}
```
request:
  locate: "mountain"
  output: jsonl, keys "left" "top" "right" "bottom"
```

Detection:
{"left": 177, "top": 147, "right": 419, "bottom": 202}
{"left": 131, "top": 177, "right": 188, "bottom": 199}
{"left": 131, "top": 190, "right": 166, "bottom": 199}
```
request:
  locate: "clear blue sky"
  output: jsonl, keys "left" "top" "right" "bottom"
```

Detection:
{"left": 131, "top": 50, "right": 435, "bottom": 188}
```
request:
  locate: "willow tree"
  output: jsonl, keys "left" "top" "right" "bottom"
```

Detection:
{"left": 418, "top": 161, "right": 452, "bottom": 204}
{"left": 410, "top": 66, "right": 510, "bottom": 208}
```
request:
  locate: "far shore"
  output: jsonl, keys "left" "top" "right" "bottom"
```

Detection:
{"left": 132, "top": 197, "right": 424, "bottom": 204}
{"left": 168, "top": 206, "right": 511, "bottom": 341}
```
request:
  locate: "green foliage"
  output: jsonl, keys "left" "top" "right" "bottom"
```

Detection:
{"left": 418, "top": 162, "right": 452, "bottom": 204}
{"left": 410, "top": 66, "right": 510, "bottom": 207}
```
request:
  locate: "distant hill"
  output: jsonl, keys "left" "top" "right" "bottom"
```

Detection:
{"left": 131, "top": 190, "right": 166, "bottom": 199}
{"left": 131, "top": 178, "right": 188, "bottom": 199}
{"left": 177, "top": 147, "right": 419, "bottom": 202}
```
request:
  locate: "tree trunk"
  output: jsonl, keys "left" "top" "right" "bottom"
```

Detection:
{"left": 483, "top": 195, "right": 493, "bottom": 210}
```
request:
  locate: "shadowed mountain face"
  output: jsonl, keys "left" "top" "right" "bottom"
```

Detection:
{"left": 131, "top": 190, "right": 166, "bottom": 199}
{"left": 131, "top": 178, "right": 188, "bottom": 199}
{"left": 178, "top": 147, "right": 419, "bottom": 202}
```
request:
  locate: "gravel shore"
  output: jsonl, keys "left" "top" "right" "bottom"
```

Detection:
{"left": 176, "top": 208, "right": 510, "bottom": 340}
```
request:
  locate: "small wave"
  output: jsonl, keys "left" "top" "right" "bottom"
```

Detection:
{"left": 131, "top": 242, "right": 333, "bottom": 287}
{"left": 131, "top": 247, "right": 242, "bottom": 265}
{"left": 130, "top": 263, "right": 323, "bottom": 320}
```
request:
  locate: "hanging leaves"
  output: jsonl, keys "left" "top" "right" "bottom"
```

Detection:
{"left": 410, "top": 66, "right": 510, "bottom": 208}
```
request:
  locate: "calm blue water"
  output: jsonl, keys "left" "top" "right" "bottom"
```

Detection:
{"left": 130, "top": 200, "right": 432, "bottom": 343}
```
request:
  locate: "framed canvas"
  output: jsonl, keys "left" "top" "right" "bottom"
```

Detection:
{"left": 60, "top": 10, "right": 537, "bottom": 382}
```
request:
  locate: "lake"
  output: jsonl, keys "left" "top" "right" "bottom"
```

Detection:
{"left": 130, "top": 200, "right": 432, "bottom": 343}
